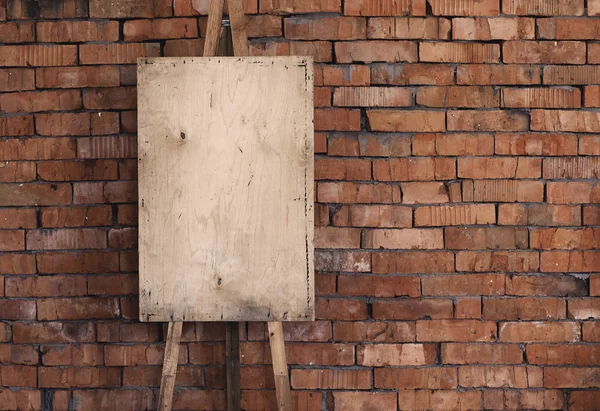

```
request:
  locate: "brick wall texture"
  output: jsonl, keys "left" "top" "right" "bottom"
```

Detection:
{"left": 1, "top": 0, "right": 600, "bottom": 409}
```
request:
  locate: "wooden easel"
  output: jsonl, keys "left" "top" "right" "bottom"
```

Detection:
{"left": 156, "top": 1, "right": 293, "bottom": 410}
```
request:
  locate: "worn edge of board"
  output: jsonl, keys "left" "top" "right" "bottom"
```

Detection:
{"left": 136, "top": 56, "right": 315, "bottom": 323}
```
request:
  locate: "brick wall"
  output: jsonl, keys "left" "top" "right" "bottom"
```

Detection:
{"left": 1, "top": 0, "right": 600, "bottom": 409}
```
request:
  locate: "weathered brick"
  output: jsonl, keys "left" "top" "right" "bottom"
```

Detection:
{"left": 547, "top": 182, "right": 600, "bottom": 204}
{"left": 458, "top": 157, "right": 540, "bottom": 179}
{"left": 453, "top": 17, "right": 534, "bottom": 40}
{"left": 544, "top": 65, "right": 600, "bottom": 85}
{"left": 291, "top": 369, "right": 371, "bottom": 389}
{"left": 123, "top": 18, "right": 198, "bottom": 41}
{"left": 0, "top": 90, "right": 81, "bottom": 113}
{"left": 545, "top": 367, "right": 600, "bottom": 388}
{"left": 37, "top": 21, "right": 119, "bottom": 42}
{"left": 502, "top": 87, "right": 580, "bottom": 108}
{"left": 443, "top": 343, "right": 522, "bottom": 364}
{"left": 373, "top": 299, "right": 453, "bottom": 320}
{"left": 500, "top": 321, "right": 580, "bottom": 342}
{"left": 285, "top": 16, "right": 365, "bottom": 40}
{"left": 545, "top": 157, "right": 600, "bottom": 179}
{"left": 417, "top": 86, "right": 499, "bottom": 107}
{"left": 334, "top": 392, "right": 397, "bottom": 411}
{"left": 0, "top": 45, "right": 77, "bottom": 67}
{"left": 503, "top": 41, "right": 585, "bottom": 64}
{"left": 367, "top": 17, "right": 450, "bottom": 39}
{"left": 422, "top": 274, "right": 505, "bottom": 296}
{"left": 421, "top": 42, "right": 500, "bottom": 62}
{"left": 484, "top": 389, "right": 564, "bottom": 410}
{"left": 415, "top": 204, "right": 495, "bottom": 226}
{"left": 372, "top": 251, "right": 453, "bottom": 273}
{"left": 357, "top": 343, "right": 437, "bottom": 366}
{"left": 375, "top": 367, "right": 457, "bottom": 389}
{"left": 338, "top": 275, "right": 419, "bottom": 297}
{"left": 447, "top": 110, "right": 528, "bottom": 131}
{"left": 427, "top": 0, "right": 499, "bottom": 15}
{"left": 0, "top": 68, "right": 35, "bottom": 91}
{"left": 343, "top": 0, "right": 425, "bottom": 16}
{"left": 335, "top": 40, "right": 417, "bottom": 63}
{"left": 459, "top": 365, "right": 542, "bottom": 388}
{"left": 372, "top": 63, "right": 454, "bottom": 85}
{"left": 457, "top": 64, "right": 540, "bottom": 85}
{"left": 368, "top": 110, "right": 445, "bottom": 132}
{"left": 495, "top": 133, "right": 577, "bottom": 155}
{"left": 399, "top": 390, "right": 482, "bottom": 411}
{"left": 462, "top": 180, "right": 544, "bottom": 202}
{"left": 333, "top": 86, "right": 412, "bottom": 106}
{"left": 502, "top": 0, "right": 583, "bottom": 15}
{"left": 456, "top": 251, "right": 539, "bottom": 272}
{"left": 333, "top": 205, "right": 412, "bottom": 227}
{"left": 80, "top": 43, "right": 160, "bottom": 65}
{"left": 89, "top": 0, "right": 171, "bottom": 17}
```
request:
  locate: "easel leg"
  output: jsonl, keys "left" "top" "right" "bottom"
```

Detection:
{"left": 158, "top": 321, "right": 183, "bottom": 411}
{"left": 226, "top": 322, "right": 241, "bottom": 410}
{"left": 268, "top": 321, "right": 293, "bottom": 411}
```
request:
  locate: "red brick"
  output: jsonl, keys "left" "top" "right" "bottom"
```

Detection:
{"left": 314, "top": 108, "right": 360, "bottom": 131}
{"left": 335, "top": 40, "right": 417, "bottom": 63}
{"left": 0, "top": 45, "right": 77, "bottom": 67}
{"left": 14, "top": 322, "right": 95, "bottom": 344}
{"left": 568, "top": 299, "right": 600, "bottom": 320}
{"left": 374, "top": 158, "right": 451, "bottom": 181}
{"left": 163, "top": 38, "right": 204, "bottom": 57}
{"left": 545, "top": 367, "right": 600, "bottom": 388}
{"left": 261, "top": 0, "right": 340, "bottom": 13}
{"left": 72, "top": 390, "right": 153, "bottom": 411}
{"left": 38, "top": 160, "right": 118, "bottom": 182}
{"left": 39, "top": 366, "right": 121, "bottom": 388}
{"left": 443, "top": 343, "right": 522, "bottom": 365}
{"left": 0, "top": 208, "right": 35, "bottom": 229}
{"left": 502, "top": 0, "right": 583, "bottom": 15}
{"left": 314, "top": 158, "right": 371, "bottom": 180}
{"left": 37, "top": 21, "right": 119, "bottom": 42}
{"left": 457, "top": 64, "right": 540, "bottom": 85}
{"left": 338, "top": 274, "right": 420, "bottom": 297}
{"left": 415, "top": 204, "right": 495, "bottom": 226}
{"left": 285, "top": 16, "right": 365, "bottom": 40}
{"left": 0, "top": 68, "right": 35, "bottom": 91}
{"left": 333, "top": 392, "right": 396, "bottom": 411}
{"left": 495, "top": 132, "right": 577, "bottom": 155}
{"left": 454, "top": 17, "right": 533, "bottom": 40}
{"left": 503, "top": 41, "right": 585, "bottom": 64}
{"left": 37, "top": 250, "right": 119, "bottom": 274}
{"left": 373, "top": 299, "right": 453, "bottom": 320}
{"left": 368, "top": 110, "right": 445, "bottom": 132}
{"left": 402, "top": 181, "right": 450, "bottom": 204}
{"left": 247, "top": 15, "right": 282, "bottom": 37}
{"left": 80, "top": 43, "right": 160, "bottom": 65}
{"left": 399, "top": 390, "right": 482, "bottom": 411}
{"left": 36, "top": 113, "right": 90, "bottom": 136}
{"left": 89, "top": 0, "right": 171, "bottom": 17}
{"left": 414, "top": 133, "right": 494, "bottom": 156}
{"left": 510, "top": 274, "right": 586, "bottom": 297}
{"left": 547, "top": 182, "right": 600, "bottom": 204}
{"left": 36, "top": 66, "right": 120, "bottom": 89}
{"left": 372, "top": 251, "right": 453, "bottom": 273}
{"left": 527, "top": 344, "right": 600, "bottom": 365}
{"left": 38, "top": 297, "right": 119, "bottom": 320}
{"left": 448, "top": 110, "right": 528, "bottom": 131}
{"left": 175, "top": 0, "right": 256, "bottom": 15}
{"left": 333, "top": 205, "right": 412, "bottom": 227}
{"left": 1, "top": 90, "right": 81, "bottom": 113}
{"left": 0, "top": 299, "right": 35, "bottom": 319}
{"left": 333, "top": 321, "right": 415, "bottom": 342}
{"left": 367, "top": 17, "right": 450, "bottom": 39}
{"left": 318, "top": 182, "right": 399, "bottom": 204}
{"left": 334, "top": 86, "right": 412, "bottom": 106}
{"left": 6, "top": 275, "right": 87, "bottom": 297}
{"left": 41, "top": 206, "right": 112, "bottom": 228}
{"left": 26, "top": 228, "right": 106, "bottom": 250}
{"left": 0, "top": 161, "right": 35, "bottom": 182}
{"left": 417, "top": 86, "right": 499, "bottom": 107}
{"left": 0, "top": 115, "right": 33, "bottom": 136}
{"left": 456, "top": 251, "right": 539, "bottom": 272}
{"left": 422, "top": 274, "right": 505, "bottom": 296}
{"left": 583, "top": 322, "right": 600, "bottom": 342}
{"left": 42, "top": 344, "right": 103, "bottom": 366}
{"left": 458, "top": 157, "right": 540, "bottom": 179}
{"left": 375, "top": 367, "right": 457, "bottom": 389}
{"left": 0, "top": 254, "right": 36, "bottom": 274}
{"left": 531, "top": 228, "right": 600, "bottom": 250}
{"left": 459, "top": 365, "right": 542, "bottom": 388}
{"left": 77, "top": 136, "right": 137, "bottom": 159}
{"left": 317, "top": 64, "right": 370, "bottom": 86}
{"left": 484, "top": 297, "right": 565, "bottom": 320}
{"left": 485, "top": 389, "right": 563, "bottom": 410}
{"left": 358, "top": 134, "right": 411, "bottom": 156}
{"left": 83, "top": 87, "right": 136, "bottom": 110}
{"left": 462, "top": 180, "right": 544, "bottom": 202}
{"left": 291, "top": 369, "right": 371, "bottom": 389}
{"left": 0, "top": 21, "right": 34, "bottom": 42}
{"left": 315, "top": 298, "right": 367, "bottom": 320}
{"left": 343, "top": 0, "right": 425, "bottom": 16}
{"left": 357, "top": 343, "right": 437, "bottom": 366}
{"left": 8, "top": 0, "right": 89, "bottom": 18}
{"left": 0, "top": 183, "right": 72, "bottom": 206}
{"left": 123, "top": 18, "right": 198, "bottom": 41}
{"left": 314, "top": 227, "right": 361, "bottom": 248}
{"left": 314, "top": 250, "right": 371, "bottom": 272}
{"left": 290, "top": 41, "right": 332, "bottom": 62}
{"left": 586, "top": 43, "right": 600, "bottom": 63}
{"left": 372, "top": 63, "right": 454, "bottom": 85}
{"left": 543, "top": 65, "right": 600, "bottom": 85}
{"left": 502, "top": 87, "right": 581, "bottom": 108}
{"left": 420, "top": 42, "right": 500, "bottom": 63}
{"left": 500, "top": 321, "right": 580, "bottom": 342}
{"left": 417, "top": 320, "right": 497, "bottom": 342}
{"left": 363, "top": 228, "right": 443, "bottom": 249}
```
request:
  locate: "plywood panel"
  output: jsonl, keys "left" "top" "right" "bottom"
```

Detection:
{"left": 137, "top": 57, "right": 314, "bottom": 322}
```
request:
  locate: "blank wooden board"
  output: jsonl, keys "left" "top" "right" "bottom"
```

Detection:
{"left": 137, "top": 56, "right": 314, "bottom": 322}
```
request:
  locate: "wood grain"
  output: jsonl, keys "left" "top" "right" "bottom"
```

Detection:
{"left": 138, "top": 56, "right": 315, "bottom": 322}
{"left": 157, "top": 321, "right": 182, "bottom": 411}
